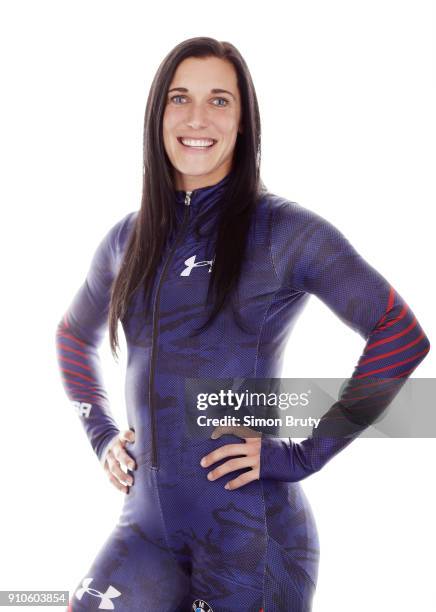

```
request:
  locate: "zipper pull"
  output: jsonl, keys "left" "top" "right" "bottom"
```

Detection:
{"left": 184, "top": 191, "right": 192, "bottom": 206}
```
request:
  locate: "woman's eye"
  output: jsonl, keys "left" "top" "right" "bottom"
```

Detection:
{"left": 169, "top": 95, "right": 229, "bottom": 107}
{"left": 170, "top": 95, "right": 187, "bottom": 104}
{"left": 212, "top": 97, "right": 229, "bottom": 107}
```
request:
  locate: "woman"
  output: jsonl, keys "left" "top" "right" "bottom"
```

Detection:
{"left": 56, "top": 37, "right": 430, "bottom": 612}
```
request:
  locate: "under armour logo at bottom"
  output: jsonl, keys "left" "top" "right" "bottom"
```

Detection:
{"left": 75, "top": 577, "right": 121, "bottom": 610}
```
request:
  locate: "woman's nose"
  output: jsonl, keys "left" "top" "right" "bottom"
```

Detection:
{"left": 185, "top": 105, "right": 209, "bottom": 129}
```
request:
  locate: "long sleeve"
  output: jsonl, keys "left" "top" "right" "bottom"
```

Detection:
{"left": 55, "top": 211, "right": 135, "bottom": 466}
{"left": 259, "top": 200, "right": 431, "bottom": 481}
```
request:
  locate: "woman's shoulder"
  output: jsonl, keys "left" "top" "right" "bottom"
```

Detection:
{"left": 95, "top": 210, "right": 138, "bottom": 270}
{"left": 114, "top": 210, "right": 138, "bottom": 251}
{"left": 261, "top": 192, "right": 355, "bottom": 266}
{"left": 261, "top": 191, "right": 336, "bottom": 233}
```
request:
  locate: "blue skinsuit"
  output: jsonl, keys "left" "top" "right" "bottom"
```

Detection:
{"left": 56, "top": 171, "right": 430, "bottom": 611}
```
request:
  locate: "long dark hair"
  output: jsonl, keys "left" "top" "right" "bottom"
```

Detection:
{"left": 108, "top": 37, "right": 266, "bottom": 359}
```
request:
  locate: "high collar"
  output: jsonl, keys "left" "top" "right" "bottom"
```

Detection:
{"left": 174, "top": 170, "right": 233, "bottom": 215}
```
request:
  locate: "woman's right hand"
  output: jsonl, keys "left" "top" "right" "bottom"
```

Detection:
{"left": 103, "top": 429, "right": 137, "bottom": 494}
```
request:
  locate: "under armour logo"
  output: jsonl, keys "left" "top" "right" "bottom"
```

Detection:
{"left": 75, "top": 577, "right": 121, "bottom": 610}
{"left": 181, "top": 254, "right": 214, "bottom": 276}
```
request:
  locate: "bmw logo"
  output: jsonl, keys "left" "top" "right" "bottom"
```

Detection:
{"left": 192, "top": 599, "right": 213, "bottom": 612}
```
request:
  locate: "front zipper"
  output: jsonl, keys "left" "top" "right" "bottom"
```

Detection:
{"left": 148, "top": 191, "right": 193, "bottom": 469}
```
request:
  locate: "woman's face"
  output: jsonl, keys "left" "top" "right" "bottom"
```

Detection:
{"left": 163, "top": 56, "right": 242, "bottom": 192}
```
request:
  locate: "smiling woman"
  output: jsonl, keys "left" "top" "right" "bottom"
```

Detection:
{"left": 163, "top": 55, "right": 243, "bottom": 192}
{"left": 56, "top": 36, "right": 430, "bottom": 612}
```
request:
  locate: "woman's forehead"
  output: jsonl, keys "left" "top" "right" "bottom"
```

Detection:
{"left": 170, "top": 56, "right": 238, "bottom": 89}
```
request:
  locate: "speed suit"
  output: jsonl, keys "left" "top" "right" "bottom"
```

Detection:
{"left": 55, "top": 171, "right": 430, "bottom": 611}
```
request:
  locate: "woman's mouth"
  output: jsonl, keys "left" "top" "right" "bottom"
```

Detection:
{"left": 177, "top": 137, "right": 217, "bottom": 150}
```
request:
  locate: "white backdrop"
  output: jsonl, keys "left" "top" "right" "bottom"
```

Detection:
{"left": 0, "top": 1, "right": 434, "bottom": 610}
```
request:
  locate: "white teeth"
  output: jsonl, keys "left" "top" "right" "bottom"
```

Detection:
{"left": 180, "top": 137, "right": 215, "bottom": 147}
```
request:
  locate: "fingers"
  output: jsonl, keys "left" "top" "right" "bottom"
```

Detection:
{"left": 105, "top": 428, "right": 136, "bottom": 494}
{"left": 115, "top": 446, "right": 136, "bottom": 472}
{"left": 120, "top": 429, "right": 135, "bottom": 444}
{"left": 201, "top": 437, "right": 261, "bottom": 490}
{"left": 110, "top": 430, "right": 136, "bottom": 471}
{"left": 205, "top": 456, "right": 256, "bottom": 482}
{"left": 110, "top": 428, "right": 136, "bottom": 469}
{"left": 201, "top": 440, "right": 260, "bottom": 468}
{"left": 106, "top": 469, "right": 129, "bottom": 494}
{"left": 225, "top": 469, "right": 259, "bottom": 491}
{"left": 107, "top": 453, "right": 134, "bottom": 487}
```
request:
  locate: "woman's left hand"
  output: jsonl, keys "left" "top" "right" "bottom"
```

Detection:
{"left": 200, "top": 425, "right": 262, "bottom": 490}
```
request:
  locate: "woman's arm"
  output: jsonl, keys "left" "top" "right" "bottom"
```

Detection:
{"left": 260, "top": 200, "right": 431, "bottom": 481}
{"left": 55, "top": 212, "right": 135, "bottom": 465}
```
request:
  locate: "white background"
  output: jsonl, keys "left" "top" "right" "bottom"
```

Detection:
{"left": 0, "top": 1, "right": 434, "bottom": 610}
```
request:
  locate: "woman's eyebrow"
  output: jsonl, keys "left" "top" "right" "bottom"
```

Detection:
{"left": 168, "top": 86, "right": 236, "bottom": 100}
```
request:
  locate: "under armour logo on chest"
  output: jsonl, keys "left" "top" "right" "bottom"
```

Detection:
{"left": 181, "top": 254, "right": 214, "bottom": 276}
